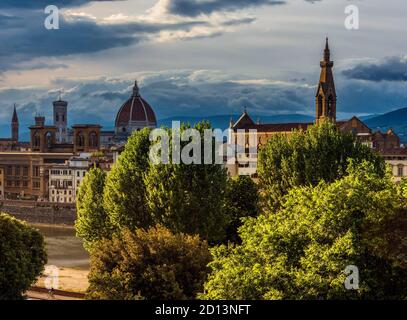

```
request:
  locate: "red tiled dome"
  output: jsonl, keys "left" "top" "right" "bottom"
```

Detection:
{"left": 115, "top": 81, "right": 157, "bottom": 132}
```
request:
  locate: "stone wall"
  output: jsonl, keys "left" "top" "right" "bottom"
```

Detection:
{"left": 1, "top": 200, "right": 76, "bottom": 225}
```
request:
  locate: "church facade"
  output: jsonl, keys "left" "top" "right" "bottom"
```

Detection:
{"left": 228, "top": 39, "right": 402, "bottom": 177}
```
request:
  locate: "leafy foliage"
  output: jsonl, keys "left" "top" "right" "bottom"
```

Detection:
{"left": 223, "top": 175, "right": 259, "bottom": 243}
{"left": 0, "top": 213, "right": 47, "bottom": 299}
{"left": 258, "top": 121, "right": 386, "bottom": 210}
{"left": 87, "top": 225, "right": 211, "bottom": 300}
{"left": 104, "top": 128, "right": 152, "bottom": 230}
{"left": 145, "top": 122, "right": 229, "bottom": 243}
{"left": 201, "top": 162, "right": 407, "bottom": 300}
{"left": 76, "top": 167, "right": 111, "bottom": 251}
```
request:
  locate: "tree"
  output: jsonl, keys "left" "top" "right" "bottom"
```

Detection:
{"left": 201, "top": 162, "right": 407, "bottom": 300}
{"left": 258, "top": 121, "right": 386, "bottom": 210}
{"left": 76, "top": 167, "right": 111, "bottom": 251}
{"left": 0, "top": 213, "right": 47, "bottom": 299}
{"left": 223, "top": 176, "right": 259, "bottom": 243}
{"left": 145, "top": 122, "right": 228, "bottom": 243}
{"left": 87, "top": 225, "right": 211, "bottom": 300}
{"left": 104, "top": 128, "right": 152, "bottom": 230}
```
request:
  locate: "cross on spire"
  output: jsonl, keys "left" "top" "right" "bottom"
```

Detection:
{"left": 324, "top": 37, "right": 331, "bottom": 62}
{"left": 133, "top": 80, "right": 140, "bottom": 97}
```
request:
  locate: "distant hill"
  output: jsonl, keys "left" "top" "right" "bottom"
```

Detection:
{"left": 365, "top": 107, "right": 407, "bottom": 143}
{"left": 158, "top": 114, "right": 315, "bottom": 130}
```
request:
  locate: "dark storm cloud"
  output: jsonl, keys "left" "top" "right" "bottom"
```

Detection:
{"left": 342, "top": 56, "right": 407, "bottom": 82}
{"left": 0, "top": 12, "right": 207, "bottom": 71}
{"left": 0, "top": 0, "right": 122, "bottom": 9}
{"left": 164, "top": 0, "right": 286, "bottom": 17}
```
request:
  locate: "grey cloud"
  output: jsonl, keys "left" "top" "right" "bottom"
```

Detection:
{"left": 342, "top": 56, "right": 407, "bottom": 82}
{"left": 165, "top": 0, "right": 286, "bottom": 17}
{"left": 0, "top": 12, "right": 208, "bottom": 71}
{"left": 0, "top": 0, "right": 123, "bottom": 9}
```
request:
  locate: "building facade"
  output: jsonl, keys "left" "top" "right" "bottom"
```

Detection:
{"left": 49, "top": 155, "right": 90, "bottom": 203}
{"left": 228, "top": 38, "right": 404, "bottom": 179}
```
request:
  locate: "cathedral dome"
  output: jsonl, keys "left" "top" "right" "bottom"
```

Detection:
{"left": 115, "top": 81, "right": 157, "bottom": 135}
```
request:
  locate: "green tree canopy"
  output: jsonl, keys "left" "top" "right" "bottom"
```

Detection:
{"left": 258, "top": 121, "right": 386, "bottom": 210}
{"left": 145, "top": 121, "right": 228, "bottom": 243}
{"left": 0, "top": 213, "right": 47, "bottom": 299}
{"left": 223, "top": 175, "right": 259, "bottom": 243}
{"left": 201, "top": 162, "right": 407, "bottom": 300}
{"left": 76, "top": 167, "right": 111, "bottom": 251}
{"left": 104, "top": 128, "right": 152, "bottom": 230}
{"left": 87, "top": 225, "right": 211, "bottom": 300}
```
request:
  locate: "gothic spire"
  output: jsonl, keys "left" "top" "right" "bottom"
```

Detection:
{"left": 324, "top": 37, "right": 330, "bottom": 62}
{"left": 12, "top": 104, "right": 18, "bottom": 123}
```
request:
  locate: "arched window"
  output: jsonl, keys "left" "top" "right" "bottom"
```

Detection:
{"left": 89, "top": 132, "right": 98, "bottom": 148}
{"left": 33, "top": 132, "right": 40, "bottom": 147}
{"left": 76, "top": 132, "right": 85, "bottom": 147}
{"left": 327, "top": 95, "right": 334, "bottom": 117}
{"left": 317, "top": 95, "right": 323, "bottom": 117}
{"left": 45, "top": 132, "right": 53, "bottom": 148}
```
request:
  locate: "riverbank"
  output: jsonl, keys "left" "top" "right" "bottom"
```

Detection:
{"left": 31, "top": 223, "right": 90, "bottom": 293}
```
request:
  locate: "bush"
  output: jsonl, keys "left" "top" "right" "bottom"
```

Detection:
{"left": 0, "top": 213, "right": 47, "bottom": 300}
{"left": 87, "top": 225, "right": 211, "bottom": 300}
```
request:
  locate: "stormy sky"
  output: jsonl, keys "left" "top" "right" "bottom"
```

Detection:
{"left": 0, "top": 0, "right": 406, "bottom": 136}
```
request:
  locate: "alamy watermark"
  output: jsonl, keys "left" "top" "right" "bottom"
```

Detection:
{"left": 344, "top": 265, "right": 359, "bottom": 290}
{"left": 149, "top": 121, "right": 257, "bottom": 165}
{"left": 345, "top": 5, "right": 360, "bottom": 30}
{"left": 44, "top": 5, "right": 59, "bottom": 30}
{"left": 44, "top": 265, "right": 60, "bottom": 290}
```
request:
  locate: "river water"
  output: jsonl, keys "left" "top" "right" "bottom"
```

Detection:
{"left": 31, "top": 224, "right": 90, "bottom": 270}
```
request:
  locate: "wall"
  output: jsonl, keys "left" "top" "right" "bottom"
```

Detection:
{"left": 0, "top": 200, "right": 76, "bottom": 225}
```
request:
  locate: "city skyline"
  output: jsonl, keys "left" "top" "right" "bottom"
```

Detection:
{"left": 1, "top": 0, "right": 407, "bottom": 136}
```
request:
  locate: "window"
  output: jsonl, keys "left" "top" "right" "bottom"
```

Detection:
{"left": 23, "top": 166, "right": 28, "bottom": 176}
{"left": 45, "top": 132, "right": 53, "bottom": 148}
{"left": 33, "top": 166, "right": 40, "bottom": 177}
{"left": 33, "top": 181, "right": 40, "bottom": 189}
{"left": 15, "top": 181, "right": 20, "bottom": 187}
{"left": 89, "top": 132, "right": 98, "bottom": 148}
{"left": 15, "top": 166, "right": 20, "bottom": 176}
{"left": 77, "top": 171, "right": 80, "bottom": 177}
{"left": 6, "top": 180, "right": 12, "bottom": 187}
{"left": 33, "top": 131, "right": 40, "bottom": 148}
{"left": 6, "top": 166, "right": 12, "bottom": 176}
{"left": 23, "top": 181, "right": 28, "bottom": 187}
{"left": 83, "top": 171, "right": 86, "bottom": 177}
{"left": 398, "top": 166, "right": 404, "bottom": 177}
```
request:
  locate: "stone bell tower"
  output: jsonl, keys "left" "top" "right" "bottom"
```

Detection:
{"left": 53, "top": 94, "right": 68, "bottom": 143}
{"left": 316, "top": 38, "right": 337, "bottom": 124}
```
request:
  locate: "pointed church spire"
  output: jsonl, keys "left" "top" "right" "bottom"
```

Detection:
{"left": 324, "top": 37, "right": 330, "bottom": 62}
{"left": 11, "top": 104, "right": 19, "bottom": 141}
{"left": 316, "top": 38, "right": 337, "bottom": 124}
{"left": 12, "top": 104, "right": 18, "bottom": 123}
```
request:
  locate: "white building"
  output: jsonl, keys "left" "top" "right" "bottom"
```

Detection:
{"left": 48, "top": 154, "right": 90, "bottom": 203}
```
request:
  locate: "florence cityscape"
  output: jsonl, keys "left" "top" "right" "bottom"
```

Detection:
{"left": 0, "top": 0, "right": 406, "bottom": 314}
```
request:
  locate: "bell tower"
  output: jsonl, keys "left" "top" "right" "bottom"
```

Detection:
{"left": 316, "top": 38, "right": 337, "bottom": 124}
{"left": 11, "top": 104, "right": 19, "bottom": 142}
{"left": 53, "top": 94, "right": 68, "bottom": 143}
